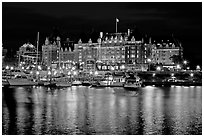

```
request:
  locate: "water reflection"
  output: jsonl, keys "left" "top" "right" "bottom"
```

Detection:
{"left": 2, "top": 86, "right": 202, "bottom": 135}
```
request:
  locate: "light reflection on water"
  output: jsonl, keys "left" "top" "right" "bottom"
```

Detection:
{"left": 2, "top": 86, "right": 202, "bottom": 135}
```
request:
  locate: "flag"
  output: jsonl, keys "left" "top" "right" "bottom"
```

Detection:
{"left": 116, "top": 18, "right": 119, "bottom": 23}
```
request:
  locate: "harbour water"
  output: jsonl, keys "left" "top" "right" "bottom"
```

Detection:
{"left": 2, "top": 86, "right": 202, "bottom": 135}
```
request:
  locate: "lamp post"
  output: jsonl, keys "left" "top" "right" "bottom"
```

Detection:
{"left": 147, "top": 58, "right": 151, "bottom": 71}
{"left": 176, "top": 64, "right": 181, "bottom": 71}
{"left": 196, "top": 65, "right": 200, "bottom": 71}
{"left": 183, "top": 60, "right": 187, "bottom": 70}
{"left": 156, "top": 66, "right": 161, "bottom": 71}
{"left": 48, "top": 71, "right": 51, "bottom": 82}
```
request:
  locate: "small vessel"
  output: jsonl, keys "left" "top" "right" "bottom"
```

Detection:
{"left": 2, "top": 79, "right": 9, "bottom": 86}
{"left": 55, "top": 77, "right": 72, "bottom": 87}
{"left": 110, "top": 76, "right": 125, "bottom": 87}
{"left": 91, "top": 81, "right": 107, "bottom": 88}
{"left": 82, "top": 80, "right": 91, "bottom": 86}
{"left": 44, "top": 82, "right": 57, "bottom": 87}
{"left": 56, "top": 82, "right": 71, "bottom": 87}
{"left": 123, "top": 75, "right": 142, "bottom": 90}
{"left": 8, "top": 75, "right": 37, "bottom": 86}
{"left": 72, "top": 80, "right": 82, "bottom": 86}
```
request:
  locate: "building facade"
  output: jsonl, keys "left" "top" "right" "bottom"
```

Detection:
{"left": 42, "top": 37, "right": 77, "bottom": 69}
{"left": 151, "top": 39, "right": 183, "bottom": 66}
{"left": 17, "top": 42, "right": 40, "bottom": 66}
{"left": 74, "top": 31, "right": 153, "bottom": 71}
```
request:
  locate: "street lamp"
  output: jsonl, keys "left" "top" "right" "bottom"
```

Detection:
{"left": 68, "top": 71, "right": 71, "bottom": 75}
{"left": 190, "top": 73, "right": 194, "bottom": 77}
{"left": 183, "top": 60, "right": 187, "bottom": 65}
{"left": 147, "top": 58, "right": 151, "bottom": 71}
{"left": 94, "top": 71, "right": 98, "bottom": 76}
{"left": 196, "top": 65, "right": 200, "bottom": 71}
{"left": 36, "top": 71, "right": 39, "bottom": 75}
{"left": 121, "top": 65, "right": 125, "bottom": 70}
{"left": 176, "top": 64, "right": 181, "bottom": 70}
{"left": 6, "top": 66, "right": 9, "bottom": 70}
{"left": 73, "top": 71, "right": 77, "bottom": 75}
{"left": 111, "top": 66, "right": 115, "bottom": 71}
{"left": 156, "top": 66, "right": 161, "bottom": 71}
{"left": 48, "top": 71, "right": 51, "bottom": 75}
{"left": 38, "top": 65, "right": 42, "bottom": 70}
{"left": 90, "top": 71, "right": 93, "bottom": 75}
{"left": 171, "top": 73, "right": 174, "bottom": 77}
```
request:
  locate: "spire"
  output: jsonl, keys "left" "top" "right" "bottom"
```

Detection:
{"left": 88, "top": 38, "right": 92, "bottom": 44}
{"left": 78, "top": 39, "right": 82, "bottom": 44}
{"left": 45, "top": 37, "right": 49, "bottom": 45}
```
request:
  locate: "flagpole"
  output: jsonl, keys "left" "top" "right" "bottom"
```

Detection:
{"left": 116, "top": 18, "right": 117, "bottom": 33}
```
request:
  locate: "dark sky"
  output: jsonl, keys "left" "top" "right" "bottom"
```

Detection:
{"left": 2, "top": 2, "right": 202, "bottom": 66}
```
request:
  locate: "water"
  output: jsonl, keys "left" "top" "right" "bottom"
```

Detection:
{"left": 2, "top": 86, "right": 202, "bottom": 135}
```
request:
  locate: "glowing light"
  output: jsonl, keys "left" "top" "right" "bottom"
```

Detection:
{"left": 73, "top": 71, "right": 77, "bottom": 75}
{"left": 156, "top": 66, "right": 161, "bottom": 71}
{"left": 190, "top": 73, "right": 194, "bottom": 77}
{"left": 72, "top": 67, "right": 75, "bottom": 70}
{"left": 94, "top": 71, "right": 98, "bottom": 75}
{"left": 121, "top": 65, "right": 125, "bottom": 69}
{"left": 38, "top": 65, "right": 42, "bottom": 70}
{"left": 183, "top": 60, "right": 187, "bottom": 65}
{"left": 6, "top": 66, "right": 9, "bottom": 69}
{"left": 176, "top": 64, "right": 181, "bottom": 69}
{"left": 153, "top": 73, "right": 156, "bottom": 77}
{"left": 36, "top": 71, "right": 39, "bottom": 75}
{"left": 68, "top": 71, "right": 71, "bottom": 75}
{"left": 10, "top": 67, "right": 14, "bottom": 70}
{"left": 90, "top": 71, "right": 93, "bottom": 75}
{"left": 196, "top": 65, "right": 200, "bottom": 70}
{"left": 147, "top": 58, "right": 151, "bottom": 63}
{"left": 111, "top": 66, "right": 115, "bottom": 71}
{"left": 54, "top": 71, "right": 57, "bottom": 75}
{"left": 48, "top": 71, "right": 51, "bottom": 75}
{"left": 22, "top": 67, "right": 25, "bottom": 70}
{"left": 171, "top": 73, "right": 174, "bottom": 77}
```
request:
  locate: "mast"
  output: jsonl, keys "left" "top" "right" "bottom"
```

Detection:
{"left": 36, "top": 32, "right": 39, "bottom": 65}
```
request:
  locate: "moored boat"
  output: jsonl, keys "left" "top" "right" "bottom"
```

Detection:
{"left": 72, "top": 80, "right": 82, "bottom": 86}
{"left": 123, "top": 75, "right": 142, "bottom": 90}
{"left": 8, "top": 75, "right": 37, "bottom": 86}
{"left": 82, "top": 80, "right": 91, "bottom": 86}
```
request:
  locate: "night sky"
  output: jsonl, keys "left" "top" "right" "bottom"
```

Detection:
{"left": 2, "top": 2, "right": 202, "bottom": 67}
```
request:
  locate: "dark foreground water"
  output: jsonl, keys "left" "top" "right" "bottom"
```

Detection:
{"left": 2, "top": 86, "right": 202, "bottom": 135}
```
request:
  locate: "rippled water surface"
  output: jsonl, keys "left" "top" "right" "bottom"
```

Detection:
{"left": 2, "top": 86, "right": 202, "bottom": 135}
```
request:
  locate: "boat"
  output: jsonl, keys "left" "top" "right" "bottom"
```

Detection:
{"left": 82, "top": 80, "right": 91, "bottom": 86}
{"left": 109, "top": 76, "right": 125, "bottom": 87}
{"left": 72, "top": 80, "right": 82, "bottom": 86}
{"left": 55, "top": 77, "right": 72, "bottom": 87}
{"left": 44, "top": 81, "right": 57, "bottom": 87}
{"left": 123, "top": 75, "right": 142, "bottom": 90}
{"left": 8, "top": 75, "right": 37, "bottom": 86}
{"left": 91, "top": 81, "right": 107, "bottom": 88}
{"left": 2, "top": 79, "right": 9, "bottom": 86}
